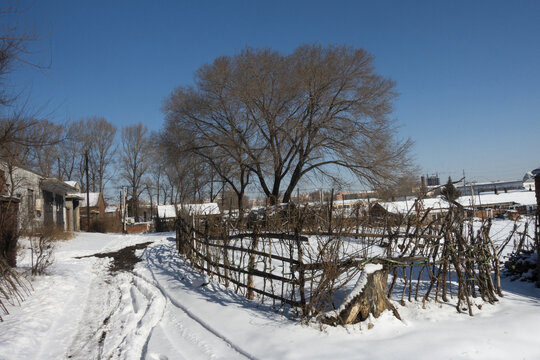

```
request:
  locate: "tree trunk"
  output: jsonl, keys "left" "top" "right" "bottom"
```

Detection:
{"left": 236, "top": 191, "right": 244, "bottom": 221}
{"left": 323, "top": 264, "right": 401, "bottom": 325}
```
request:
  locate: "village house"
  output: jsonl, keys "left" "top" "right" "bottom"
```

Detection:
{"left": 72, "top": 192, "right": 106, "bottom": 231}
{"left": 0, "top": 161, "right": 80, "bottom": 231}
{"left": 523, "top": 169, "right": 538, "bottom": 192}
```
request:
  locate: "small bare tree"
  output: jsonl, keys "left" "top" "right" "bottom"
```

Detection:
{"left": 28, "top": 227, "right": 57, "bottom": 275}
{"left": 119, "top": 123, "right": 150, "bottom": 219}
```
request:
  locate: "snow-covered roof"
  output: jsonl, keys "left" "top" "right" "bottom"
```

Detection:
{"left": 65, "top": 181, "right": 79, "bottom": 188}
{"left": 105, "top": 205, "right": 118, "bottom": 213}
{"left": 335, "top": 198, "right": 378, "bottom": 206}
{"left": 71, "top": 192, "right": 102, "bottom": 207}
{"left": 377, "top": 190, "right": 537, "bottom": 214}
{"left": 158, "top": 203, "right": 220, "bottom": 218}
{"left": 379, "top": 197, "right": 447, "bottom": 214}
{"left": 458, "top": 190, "right": 537, "bottom": 207}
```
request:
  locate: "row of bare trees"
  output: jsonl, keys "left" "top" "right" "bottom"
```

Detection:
{"left": 4, "top": 9, "right": 417, "bottom": 219}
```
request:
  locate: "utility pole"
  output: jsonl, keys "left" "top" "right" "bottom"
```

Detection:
{"left": 119, "top": 189, "right": 123, "bottom": 229}
{"left": 462, "top": 169, "right": 466, "bottom": 195}
{"left": 533, "top": 169, "right": 540, "bottom": 288}
{"left": 85, "top": 150, "right": 90, "bottom": 232}
{"left": 122, "top": 185, "right": 127, "bottom": 234}
{"left": 471, "top": 184, "right": 476, "bottom": 217}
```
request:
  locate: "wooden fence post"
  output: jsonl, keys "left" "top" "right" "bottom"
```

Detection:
{"left": 296, "top": 232, "right": 306, "bottom": 316}
{"left": 247, "top": 227, "right": 258, "bottom": 300}
{"left": 175, "top": 218, "right": 180, "bottom": 252}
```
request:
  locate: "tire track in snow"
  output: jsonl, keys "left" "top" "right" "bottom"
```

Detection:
{"left": 138, "top": 248, "right": 257, "bottom": 360}
{"left": 101, "top": 272, "right": 166, "bottom": 360}
{"left": 68, "top": 239, "right": 254, "bottom": 360}
{"left": 65, "top": 256, "right": 166, "bottom": 360}
{"left": 133, "top": 271, "right": 218, "bottom": 360}
{"left": 65, "top": 273, "right": 122, "bottom": 360}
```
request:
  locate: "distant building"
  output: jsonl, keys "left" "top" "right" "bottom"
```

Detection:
{"left": 335, "top": 191, "right": 376, "bottom": 201}
{"left": 523, "top": 169, "right": 537, "bottom": 191}
{"left": 426, "top": 174, "right": 440, "bottom": 186}
{"left": 456, "top": 180, "right": 524, "bottom": 196}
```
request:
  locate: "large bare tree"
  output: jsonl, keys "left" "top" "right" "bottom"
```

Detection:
{"left": 30, "top": 120, "right": 65, "bottom": 177}
{"left": 85, "top": 116, "right": 117, "bottom": 193}
{"left": 163, "top": 45, "right": 413, "bottom": 205}
{"left": 1, "top": 6, "right": 51, "bottom": 151}
{"left": 1, "top": 5, "right": 64, "bottom": 177}
{"left": 119, "top": 123, "right": 150, "bottom": 219}
{"left": 56, "top": 117, "right": 117, "bottom": 192}
{"left": 57, "top": 121, "right": 83, "bottom": 182}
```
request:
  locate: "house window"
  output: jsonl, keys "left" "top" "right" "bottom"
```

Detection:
{"left": 27, "top": 189, "right": 35, "bottom": 218}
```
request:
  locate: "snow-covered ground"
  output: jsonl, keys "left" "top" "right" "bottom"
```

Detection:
{"left": 1, "top": 230, "right": 540, "bottom": 360}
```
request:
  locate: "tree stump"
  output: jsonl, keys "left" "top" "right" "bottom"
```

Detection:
{"left": 323, "top": 264, "right": 401, "bottom": 325}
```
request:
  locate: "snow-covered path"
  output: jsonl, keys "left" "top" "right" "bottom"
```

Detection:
{"left": 1, "top": 231, "right": 540, "bottom": 360}
{"left": 0, "top": 233, "right": 252, "bottom": 360}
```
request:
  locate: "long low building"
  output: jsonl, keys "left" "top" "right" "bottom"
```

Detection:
{"left": 456, "top": 180, "right": 525, "bottom": 196}
{"left": 157, "top": 203, "right": 221, "bottom": 219}
{"left": 375, "top": 190, "right": 537, "bottom": 218}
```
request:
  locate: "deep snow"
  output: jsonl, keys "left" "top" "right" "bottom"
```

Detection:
{"left": 1, "top": 228, "right": 540, "bottom": 360}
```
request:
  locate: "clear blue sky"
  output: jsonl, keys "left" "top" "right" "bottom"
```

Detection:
{"left": 6, "top": 0, "right": 540, "bottom": 184}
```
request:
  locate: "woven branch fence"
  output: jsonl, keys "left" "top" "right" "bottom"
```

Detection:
{"left": 175, "top": 204, "right": 523, "bottom": 320}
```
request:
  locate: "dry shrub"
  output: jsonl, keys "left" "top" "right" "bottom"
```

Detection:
{"left": 26, "top": 226, "right": 61, "bottom": 275}
{"left": 0, "top": 259, "right": 31, "bottom": 321}
{"left": 44, "top": 227, "right": 75, "bottom": 241}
